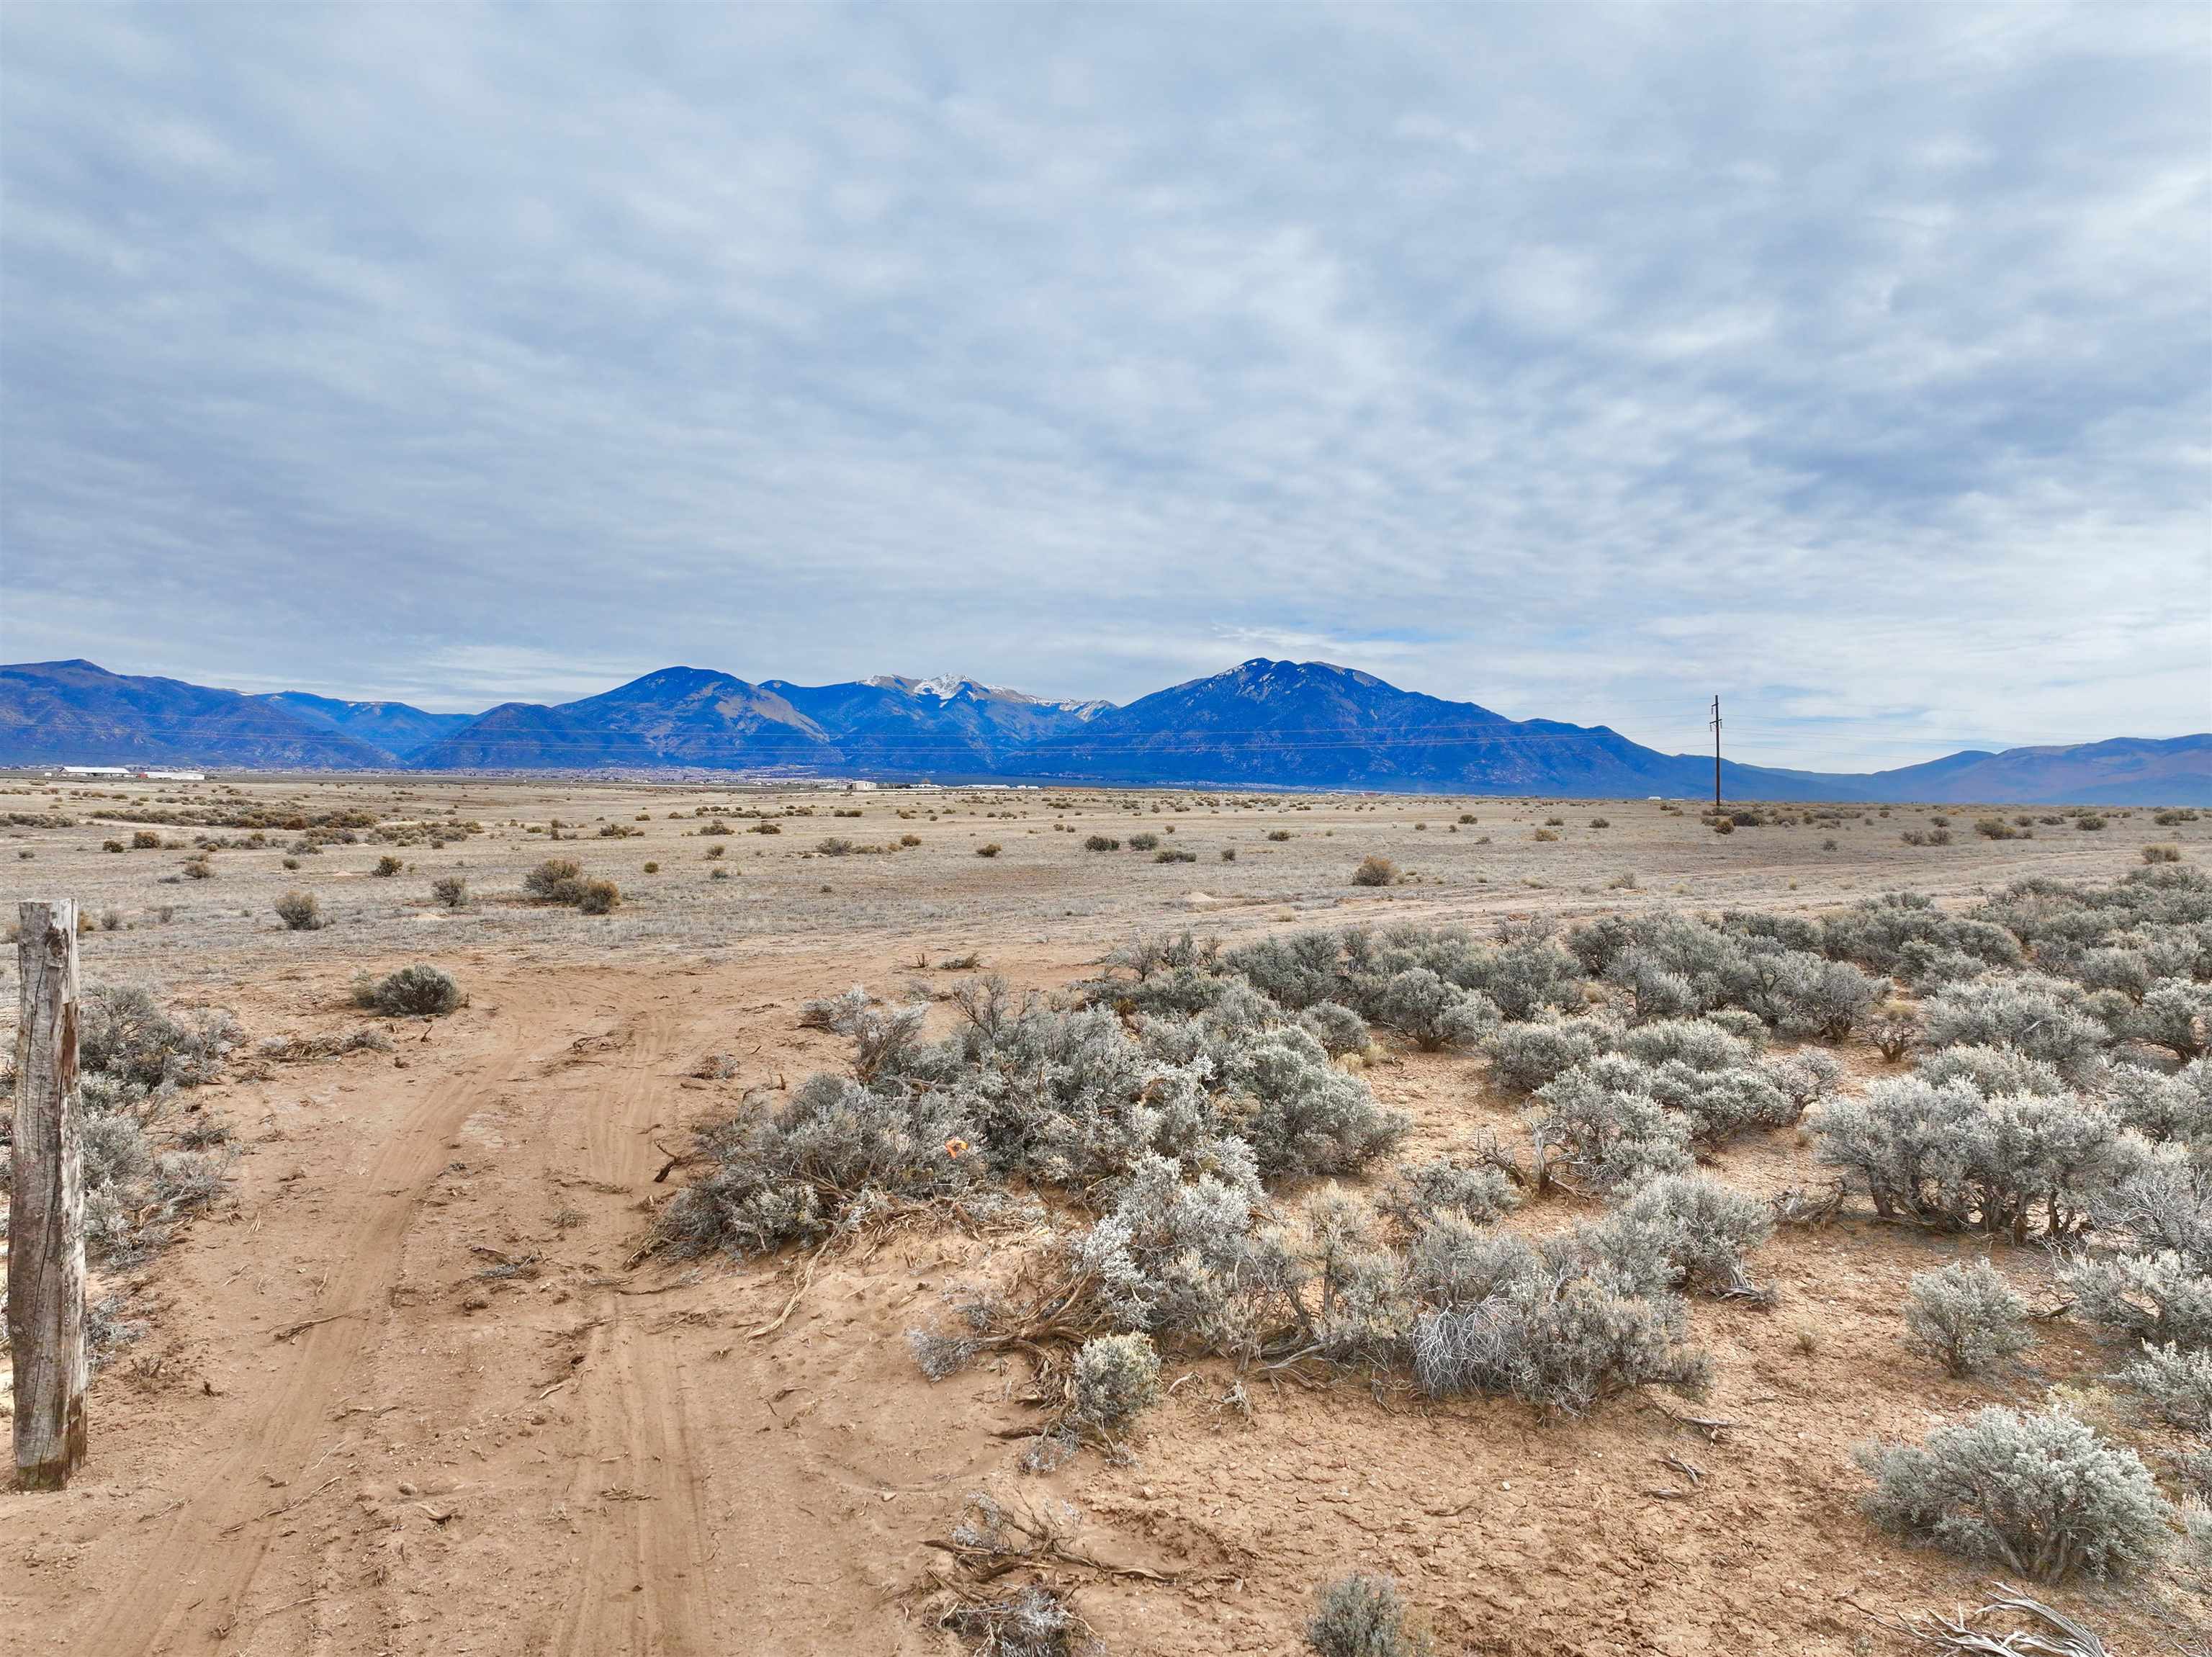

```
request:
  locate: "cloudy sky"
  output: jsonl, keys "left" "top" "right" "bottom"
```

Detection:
{"left": 2, "top": 4, "right": 2206, "bottom": 768}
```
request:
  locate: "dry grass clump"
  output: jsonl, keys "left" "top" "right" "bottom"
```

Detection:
{"left": 273, "top": 890, "right": 323, "bottom": 931}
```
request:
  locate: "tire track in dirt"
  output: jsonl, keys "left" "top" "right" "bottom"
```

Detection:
{"left": 75, "top": 977, "right": 583, "bottom": 1656}
{"left": 544, "top": 1000, "right": 717, "bottom": 1657}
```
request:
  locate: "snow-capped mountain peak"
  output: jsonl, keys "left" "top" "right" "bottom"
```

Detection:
{"left": 857, "top": 673, "right": 1112, "bottom": 717}
{"left": 863, "top": 672, "right": 996, "bottom": 700}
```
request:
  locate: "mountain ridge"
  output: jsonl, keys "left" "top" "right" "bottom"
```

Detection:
{"left": 258, "top": 691, "right": 477, "bottom": 760}
{"left": 3, "top": 657, "right": 2204, "bottom": 804}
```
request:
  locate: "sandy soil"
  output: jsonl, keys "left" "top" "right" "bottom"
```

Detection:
{"left": 0, "top": 776, "right": 2203, "bottom": 1655}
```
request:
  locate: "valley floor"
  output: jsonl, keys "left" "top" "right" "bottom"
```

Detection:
{"left": 0, "top": 778, "right": 2203, "bottom": 1654}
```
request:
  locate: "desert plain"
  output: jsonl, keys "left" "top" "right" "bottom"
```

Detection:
{"left": 0, "top": 772, "right": 2203, "bottom": 1656}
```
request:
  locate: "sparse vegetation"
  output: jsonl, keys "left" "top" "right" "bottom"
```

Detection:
{"left": 273, "top": 890, "right": 322, "bottom": 931}
{"left": 525, "top": 857, "right": 585, "bottom": 899}
{"left": 351, "top": 963, "right": 463, "bottom": 1018}
{"left": 64, "top": 985, "right": 243, "bottom": 1285}
{"left": 37, "top": 778, "right": 2207, "bottom": 1649}
{"left": 523, "top": 857, "right": 617, "bottom": 912}
{"left": 1351, "top": 856, "right": 1397, "bottom": 887}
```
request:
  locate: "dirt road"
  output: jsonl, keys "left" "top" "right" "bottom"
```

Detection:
{"left": 2, "top": 958, "right": 1052, "bottom": 1656}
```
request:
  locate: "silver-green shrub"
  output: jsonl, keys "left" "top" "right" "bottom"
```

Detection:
{"left": 1408, "top": 1233, "right": 1709, "bottom": 1414}
{"left": 1812, "top": 1077, "right": 2141, "bottom": 1239}
{"left": 2119, "top": 1341, "right": 2212, "bottom": 1432}
{"left": 1856, "top": 1405, "right": 2164, "bottom": 1581}
{"left": 351, "top": 963, "right": 462, "bottom": 1018}
{"left": 1923, "top": 975, "right": 2111, "bottom": 1082}
{"left": 1528, "top": 1062, "right": 1695, "bottom": 1193}
{"left": 1592, "top": 1175, "right": 1773, "bottom": 1299}
{"left": 1306, "top": 1573, "right": 1432, "bottom": 1657}
{"left": 1902, "top": 1259, "right": 2031, "bottom": 1376}
{"left": 1372, "top": 969, "right": 1500, "bottom": 1051}
{"left": 1483, "top": 1015, "right": 1609, "bottom": 1093}
{"left": 1071, "top": 1333, "right": 1163, "bottom": 1434}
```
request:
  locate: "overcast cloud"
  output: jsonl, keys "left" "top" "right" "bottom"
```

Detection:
{"left": 2, "top": 4, "right": 2206, "bottom": 768}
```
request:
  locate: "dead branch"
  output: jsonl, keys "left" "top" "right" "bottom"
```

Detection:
{"left": 925, "top": 1536, "right": 1175, "bottom": 1584}
{"left": 1645, "top": 1400, "right": 1743, "bottom": 1440}
{"left": 1771, "top": 1180, "right": 1848, "bottom": 1226}
{"left": 748, "top": 1236, "right": 835, "bottom": 1339}
{"left": 271, "top": 1311, "right": 359, "bottom": 1342}
{"left": 1849, "top": 1583, "right": 2113, "bottom": 1656}
{"left": 217, "top": 1474, "right": 344, "bottom": 1536}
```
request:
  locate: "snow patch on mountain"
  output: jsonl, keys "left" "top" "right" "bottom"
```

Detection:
{"left": 863, "top": 673, "right": 1112, "bottom": 717}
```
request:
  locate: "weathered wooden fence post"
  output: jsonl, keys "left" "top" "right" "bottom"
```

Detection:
{"left": 10, "top": 899, "right": 86, "bottom": 1490}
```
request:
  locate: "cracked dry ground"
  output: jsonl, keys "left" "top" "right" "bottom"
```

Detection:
{"left": 0, "top": 947, "right": 2196, "bottom": 1656}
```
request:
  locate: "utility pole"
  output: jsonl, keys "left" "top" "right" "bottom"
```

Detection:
{"left": 11, "top": 899, "right": 87, "bottom": 1490}
{"left": 1709, "top": 696, "right": 1722, "bottom": 810}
